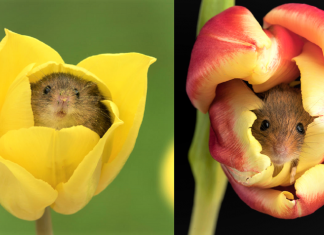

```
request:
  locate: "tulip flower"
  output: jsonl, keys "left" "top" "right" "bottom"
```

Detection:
{"left": 0, "top": 29, "right": 156, "bottom": 223}
{"left": 187, "top": 3, "right": 324, "bottom": 219}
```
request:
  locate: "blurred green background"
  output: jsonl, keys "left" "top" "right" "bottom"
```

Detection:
{"left": 0, "top": 0, "right": 173, "bottom": 234}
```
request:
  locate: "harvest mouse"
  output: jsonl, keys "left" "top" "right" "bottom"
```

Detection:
{"left": 251, "top": 83, "right": 315, "bottom": 184}
{"left": 30, "top": 72, "right": 112, "bottom": 137}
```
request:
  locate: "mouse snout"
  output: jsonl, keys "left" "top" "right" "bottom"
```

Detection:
{"left": 55, "top": 91, "right": 71, "bottom": 111}
{"left": 58, "top": 95, "right": 70, "bottom": 105}
{"left": 269, "top": 140, "right": 296, "bottom": 165}
{"left": 273, "top": 145, "right": 288, "bottom": 156}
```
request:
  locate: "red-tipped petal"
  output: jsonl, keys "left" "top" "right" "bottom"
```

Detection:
{"left": 223, "top": 163, "right": 324, "bottom": 219}
{"left": 223, "top": 165, "right": 296, "bottom": 218}
{"left": 264, "top": 3, "right": 324, "bottom": 51}
{"left": 187, "top": 6, "right": 303, "bottom": 113}
{"left": 209, "top": 79, "right": 270, "bottom": 174}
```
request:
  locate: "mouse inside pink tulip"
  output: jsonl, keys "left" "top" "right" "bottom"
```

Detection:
{"left": 30, "top": 72, "right": 112, "bottom": 137}
{"left": 251, "top": 83, "right": 315, "bottom": 184}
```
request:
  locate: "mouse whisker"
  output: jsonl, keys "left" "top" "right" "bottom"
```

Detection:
{"left": 304, "top": 133, "right": 324, "bottom": 139}
{"left": 302, "top": 141, "right": 321, "bottom": 144}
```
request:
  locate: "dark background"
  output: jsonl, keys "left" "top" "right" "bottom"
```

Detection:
{"left": 175, "top": 0, "right": 324, "bottom": 234}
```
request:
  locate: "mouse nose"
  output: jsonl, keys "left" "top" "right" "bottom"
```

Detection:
{"left": 57, "top": 95, "right": 70, "bottom": 107}
{"left": 59, "top": 96, "right": 69, "bottom": 102}
{"left": 273, "top": 145, "right": 288, "bottom": 156}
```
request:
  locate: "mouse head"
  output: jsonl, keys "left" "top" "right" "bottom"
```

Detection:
{"left": 30, "top": 72, "right": 104, "bottom": 129}
{"left": 251, "top": 84, "right": 315, "bottom": 166}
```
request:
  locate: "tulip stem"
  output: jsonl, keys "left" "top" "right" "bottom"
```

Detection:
{"left": 188, "top": 0, "right": 233, "bottom": 234}
{"left": 35, "top": 207, "right": 53, "bottom": 235}
{"left": 188, "top": 111, "right": 227, "bottom": 235}
{"left": 197, "top": 0, "right": 235, "bottom": 32}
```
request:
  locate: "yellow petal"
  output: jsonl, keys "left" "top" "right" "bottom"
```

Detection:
{"left": 237, "top": 162, "right": 292, "bottom": 188}
{"left": 289, "top": 42, "right": 324, "bottom": 177}
{"left": 0, "top": 157, "right": 57, "bottom": 220}
{"left": 52, "top": 100, "right": 123, "bottom": 214}
{"left": 294, "top": 117, "right": 324, "bottom": 178}
{"left": 0, "top": 63, "right": 35, "bottom": 138}
{"left": 0, "top": 126, "right": 99, "bottom": 188}
{"left": 77, "top": 53, "right": 156, "bottom": 194}
{"left": 0, "top": 29, "right": 64, "bottom": 109}
{"left": 293, "top": 42, "right": 324, "bottom": 116}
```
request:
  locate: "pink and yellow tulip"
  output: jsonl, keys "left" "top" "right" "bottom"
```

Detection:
{"left": 187, "top": 3, "right": 324, "bottom": 218}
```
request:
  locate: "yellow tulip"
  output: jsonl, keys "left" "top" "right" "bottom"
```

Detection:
{"left": 0, "top": 29, "right": 156, "bottom": 220}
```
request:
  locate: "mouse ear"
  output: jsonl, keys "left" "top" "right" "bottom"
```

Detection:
{"left": 83, "top": 81, "right": 106, "bottom": 100}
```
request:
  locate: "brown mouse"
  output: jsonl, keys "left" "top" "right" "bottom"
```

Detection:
{"left": 251, "top": 83, "right": 315, "bottom": 184}
{"left": 30, "top": 72, "right": 112, "bottom": 137}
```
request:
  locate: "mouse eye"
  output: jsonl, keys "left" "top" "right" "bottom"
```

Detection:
{"left": 296, "top": 123, "right": 305, "bottom": 134}
{"left": 43, "top": 86, "right": 51, "bottom": 94}
{"left": 260, "top": 120, "right": 270, "bottom": 131}
{"left": 74, "top": 88, "right": 80, "bottom": 98}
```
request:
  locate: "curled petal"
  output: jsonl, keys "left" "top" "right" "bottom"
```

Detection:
{"left": 293, "top": 42, "right": 324, "bottom": 116}
{"left": 0, "top": 30, "right": 64, "bottom": 110}
{"left": 186, "top": 6, "right": 303, "bottom": 113}
{"left": 227, "top": 159, "right": 294, "bottom": 189}
{"left": 296, "top": 116, "right": 324, "bottom": 179}
{"left": 0, "top": 157, "right": 57, "bottom": 221}
{"left": 224, "top": 164, "right": 324, "bottom": 218}
{"left": 291, "top": 42, "right": 324, "bottom": 176}
{"left": 264, "top": 3, "right": 324, "bottom": 51}
{"left": 77, "top": 53, "right": 156, "bottom": 194}
{"left": 252, "top": 25, "right": 303, "bottom": 93}
{"left": 209, "top": 79, "right": 270, "bottom": 175}
{"left": 223, "top": 165, "right": 296, "bottom": 218}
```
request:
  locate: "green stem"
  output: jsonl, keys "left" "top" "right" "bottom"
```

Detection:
{"left": 197, "top": 0, "right": 235, "bottom": 33}
{"left": 188, "top": 112, "right": 227, "bottom": 235}
{"left": 35, "top": 207, "right": 53, "bottom": 235}
{"left": 188, "top": 0, "right": 235, "bottom": 234}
